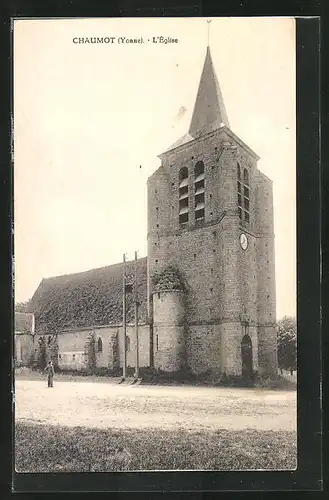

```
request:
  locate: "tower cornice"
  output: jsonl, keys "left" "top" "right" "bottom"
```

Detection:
{"left": 159, "top": 125, "right": 260, "bottom": 161}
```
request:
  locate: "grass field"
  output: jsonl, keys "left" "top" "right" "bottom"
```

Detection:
{"left": 15, "top": 374, "right": 297, "bottom": 472}
{"left": 16, "top": 422, "right": 297, "bottom": 472}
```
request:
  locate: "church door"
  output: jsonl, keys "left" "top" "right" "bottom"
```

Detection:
{"left": 241, "top": 334, "right": 253, "bottom": 380}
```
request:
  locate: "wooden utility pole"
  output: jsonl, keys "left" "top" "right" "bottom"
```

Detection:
{"left": 134, "top": 250, "right": 139, "bottom": 379}
{"left": 122, "top": 253, "right": 127, "bottom": 379}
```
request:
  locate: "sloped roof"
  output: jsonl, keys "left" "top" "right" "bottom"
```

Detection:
{"left": 160, "top": 125, "right": 259, "bottom": 161}
{"left": 15, "top": 312, "right": 35, "bottom": 334}
{"left": 189, "top": 46, "right": 230, "bottom": 137}
{"left": 28, "top": 257, "right": 148, "bottom": 333}
{"left": 162, "top": 133, "right": 194, "bottom": 155}
{"left": 160, "top": 46, "right": 230, "bottom": 156}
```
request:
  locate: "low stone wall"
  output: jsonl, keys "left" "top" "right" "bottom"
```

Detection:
{"left": 31, "top": 323, "right": 151, "bottom": 374}
{"left": 14, "top": 334, "right": 35, "bottom": 367}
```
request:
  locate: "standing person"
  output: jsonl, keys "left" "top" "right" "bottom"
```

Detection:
{"left": 45, "top": 360, "right": 55, "bottom": 387}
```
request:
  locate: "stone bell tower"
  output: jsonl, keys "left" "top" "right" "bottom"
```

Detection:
{"left": 147, "top": 46, "right": 278, "bottom": 377}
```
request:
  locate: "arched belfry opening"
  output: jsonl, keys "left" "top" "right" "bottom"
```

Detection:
{"left": 241, "top": 334, "right": 253, "bottom": 380}
{"left": 179, "top": 167, "right": 189, "bottom": 224}
{"left": 194, "top": 161, "right": 205, "bottom": 222}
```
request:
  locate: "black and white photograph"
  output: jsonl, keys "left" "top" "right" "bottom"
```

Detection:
{"left": 13, "top": 17, "right": 297, "bottom": 473}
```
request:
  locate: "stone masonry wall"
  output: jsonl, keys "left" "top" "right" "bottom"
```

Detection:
{"left": 33, "top": 323, "right": 151, "bottom": 373}
{"left": 148, "top": 126, "right": 277, "bottom": 376}
{"left": 255, "top": 171, "right": 278, "bottom": 375}
{"left": 186, "top": 324, "right": 221, "bottom": 375}
{"left": 153, "top": 290, "right": 186, "bottom": 372}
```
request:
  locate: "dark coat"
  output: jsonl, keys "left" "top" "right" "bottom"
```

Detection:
{"left": 45, "top": 364, "right": 55, "bottom": 377}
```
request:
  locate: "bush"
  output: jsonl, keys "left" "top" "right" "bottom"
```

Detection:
{"left": 152, "top": 266, "right": 186, "bottom": 292}
{"left": 141, "top": 368, "right": 201, "bottom": 385}
{"left": 277, "top": 316, "right": 297, "bottom": 374}
{"left": 254, "top": 374, "right": 296, "bottom": 390}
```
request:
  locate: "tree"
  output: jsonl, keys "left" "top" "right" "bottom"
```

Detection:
{"left": 15, "top": 300, "right": 31, "bottom": 313}
{"left": 277, "top": 316, "right": 297, "bottom": 375}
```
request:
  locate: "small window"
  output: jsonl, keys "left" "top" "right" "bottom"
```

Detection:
{"left": 97, "top": 337, "right": 103, "bottom": 353}
{"left": 155, "top": 259, "right": 158, "bottom": 264}
{"left": 156, "top": 206, "right": 159, "bottom": 211}
{"left": 72, "top": 354, "right": 76, "bottom": 361}
{"left": 156, "top": 334, "right": 159, "bottom": 351}
{"left": 156, "top": 224, "right": 159, "bottom": 228}
{"left": 194, "top": 253, "right": 197, "bottom": 259}
{"left": 126, "top": 336, "right": 131, "bottom": 352}
{"left": 157, "top": 292, "right": 160, "bottom": 299}
{"left": 237, "top": 163, "right": 241, "bottom": 179}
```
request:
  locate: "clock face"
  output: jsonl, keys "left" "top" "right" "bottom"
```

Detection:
{"left": 240, "top": 233, "right": 248, "bottom": 250}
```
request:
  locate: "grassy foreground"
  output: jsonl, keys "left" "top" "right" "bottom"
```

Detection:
{"left": 15, "top": 422, "right": 297, "bottom": 472}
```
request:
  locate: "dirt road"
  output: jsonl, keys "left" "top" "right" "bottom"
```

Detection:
{"left": 15, "top": 379, "right": 296, "bottom": 432}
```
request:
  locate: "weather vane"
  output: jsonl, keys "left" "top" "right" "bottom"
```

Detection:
{"left": 207, "top": 19, "right": 212, "bottom": 46}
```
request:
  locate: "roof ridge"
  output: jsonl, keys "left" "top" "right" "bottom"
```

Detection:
{"left": 42, "top": 256, "right": 148, "bottom": 282}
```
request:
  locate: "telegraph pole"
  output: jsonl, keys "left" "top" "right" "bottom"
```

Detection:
{"left": 134, "top": 251, "right": 139, "bottom": 379}
{"left": 122, "top": 253, "right": 127, "bottom": 379}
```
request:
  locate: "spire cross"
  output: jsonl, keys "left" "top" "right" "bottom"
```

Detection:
{"left": 207, "top": 19, "right": 211, "bottom": 47}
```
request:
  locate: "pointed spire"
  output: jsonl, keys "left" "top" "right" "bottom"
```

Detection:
{"left": 188, "top": 46, "right": 230, "bottom": 138}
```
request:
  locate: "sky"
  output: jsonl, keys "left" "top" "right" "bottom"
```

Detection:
{"left": 13, "top": 17, "right": 296, "bottom": 319}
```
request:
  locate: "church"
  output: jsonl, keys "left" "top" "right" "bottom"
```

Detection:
{"left": 18, "top": 46, "right": 278, "bottom": 379}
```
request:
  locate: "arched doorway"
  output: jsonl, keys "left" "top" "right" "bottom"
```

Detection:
{"left": 241, "top": 334, "right": 253, "bottom": 380}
